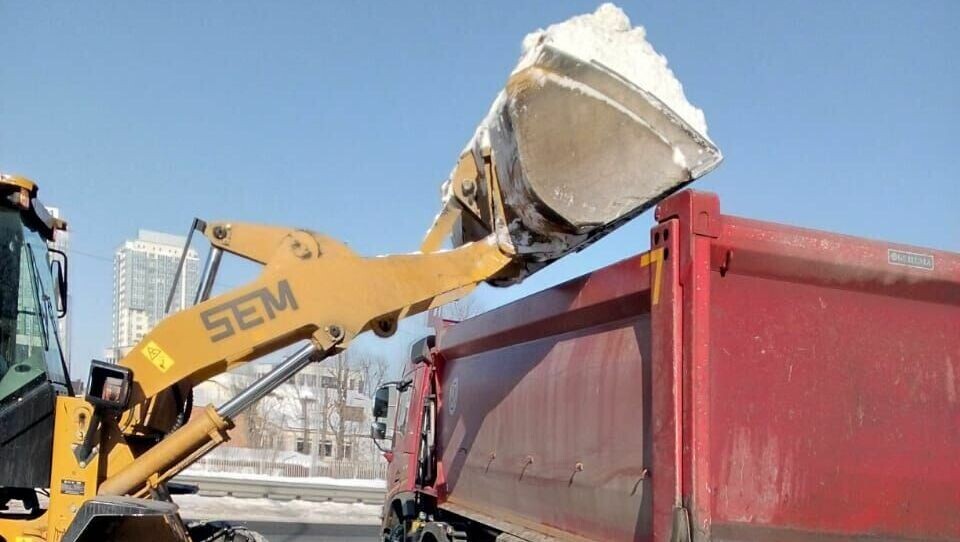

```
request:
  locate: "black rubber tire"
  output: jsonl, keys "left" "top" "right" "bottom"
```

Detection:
{"left": 383, "top": 509, "right": 407, "bottom": 542}
{"left": 187, "top": 520, "right": 268, "bottom": 542}
{"left": 419, "top": 522, "right": 468, "bottom": 542}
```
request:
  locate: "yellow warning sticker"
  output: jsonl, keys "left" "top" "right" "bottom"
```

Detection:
{"left": 142, "top": 340, "right": 175, "bottom": 373}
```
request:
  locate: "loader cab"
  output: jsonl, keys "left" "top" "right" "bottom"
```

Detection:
{"left": 0, "top": 175, "right": 71, "bottom": 498}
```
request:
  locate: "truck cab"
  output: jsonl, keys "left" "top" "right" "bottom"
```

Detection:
{"left": 372, "top": 336, "right": 440, "bottom": 541}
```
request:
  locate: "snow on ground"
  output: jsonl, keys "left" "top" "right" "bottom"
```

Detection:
{"left": 180, "top": 469, "right": 387, "bottom": 489}
{"left": 175, "top": 494, "right": 381, "bottom": 525}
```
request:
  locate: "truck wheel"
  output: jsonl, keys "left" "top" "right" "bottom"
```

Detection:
{"left": 383, "top": 510, "right": 406, "bottom": 542}
{"left": 187, "top": 520, "right": 268, "bottom": 542}
{"left": 419, "top": 522, "right": 467, "bottom": 542}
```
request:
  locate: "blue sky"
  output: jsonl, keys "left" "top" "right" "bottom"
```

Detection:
{"left": 2, "top": 1, "right": 957, "bottom": 378}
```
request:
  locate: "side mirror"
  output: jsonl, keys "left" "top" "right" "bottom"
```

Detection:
{"left": 371, "top": 421, "right": 387, "bottom": 440}
{"left": 373, "top": 386, "right": 390, "bottom": 419}
{"left": 49, "top": 248, "right": 68, "bottom": 318}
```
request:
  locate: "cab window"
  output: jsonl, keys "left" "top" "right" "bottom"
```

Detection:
{"left": 395, "top": 380, "right": 414, "bottom": 437}
{"left": 0, "top": 208, "right": 67, "bottom": 404}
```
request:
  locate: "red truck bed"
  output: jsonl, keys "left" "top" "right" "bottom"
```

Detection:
{"left": 389, "top": 190, "right": 960, "bottom": 542}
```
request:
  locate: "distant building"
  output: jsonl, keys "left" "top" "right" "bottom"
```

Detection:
{"left": 194, "top": 361, "right": 376, "bottom": 463}
{"left": 110, "top": 230, "right": 199, "bottom": 361}
{"left": 46, "top": 207, "right": 71, "bottom": 368}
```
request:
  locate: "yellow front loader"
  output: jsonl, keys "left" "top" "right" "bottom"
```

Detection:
{"left": 0, "top": 45, "right": 720, "bottom": 542}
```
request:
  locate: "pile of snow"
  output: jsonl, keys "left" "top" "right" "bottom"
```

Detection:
{"left": 515, "top": 3, "right": 707, "bottom": 135}
{"left": 467, "top": 2, "right": 708, "bottom": 155}
{"left": 435, "top": 3, "right": 719, "bottom": 281}
{"left": 176, "top": 495, "right": 381, "bottom": 524}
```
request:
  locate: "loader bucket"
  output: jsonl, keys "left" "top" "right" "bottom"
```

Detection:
{"left": 452, "top": 46, "right": 722, "bottom": 282}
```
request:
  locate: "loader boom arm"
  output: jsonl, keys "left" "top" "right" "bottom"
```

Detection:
{"left": 96, "top": 219, "right": 511, "bottom": 497}
{"left": 120, "top": 221, "right": 510, "bottom": 404}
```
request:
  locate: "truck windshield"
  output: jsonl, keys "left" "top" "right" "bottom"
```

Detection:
{"left": 0, "top": 207, "right": 66, "bottom": 404}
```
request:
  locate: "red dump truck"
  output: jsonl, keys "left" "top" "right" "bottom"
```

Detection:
{"left": 371, "top": 189, "right": 960, "bottom": 542}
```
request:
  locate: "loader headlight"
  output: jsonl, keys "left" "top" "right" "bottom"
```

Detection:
{"left": 86, "top": 360, "right": 133, "bottom": 411}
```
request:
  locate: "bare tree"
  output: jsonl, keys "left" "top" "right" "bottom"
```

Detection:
{"left": 225, "top": 369, "right": 286, "bottom": 462}
{"left": 332, "top": 351, "right": 351, "bottom": 460}
{"left": 306, "top": 350, "right": 380, "bottom": 462}
{"left": 291, "top": 351, "right": 351, "bottom": 464}
{"left": 288, "top": 371, "right": 315, "bottom": 455}
{"left": 355, "top": 349, "right": 390, "bottom": 398}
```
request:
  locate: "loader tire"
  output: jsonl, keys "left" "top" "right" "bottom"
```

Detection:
{"left": 187, "top": 520, "right": 268, "bottom": 542}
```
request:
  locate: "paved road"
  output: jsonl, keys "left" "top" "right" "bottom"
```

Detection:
{"left": 238, "top": 522, "right": 379, "bottom": 542}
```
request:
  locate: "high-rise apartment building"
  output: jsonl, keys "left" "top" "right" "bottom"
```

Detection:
{"left": 110, "top": 230, "right": 199, "bottom": 361}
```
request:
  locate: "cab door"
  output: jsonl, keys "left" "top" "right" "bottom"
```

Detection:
{"left": 385, "top": 362, "right": 417, "bottom": 489}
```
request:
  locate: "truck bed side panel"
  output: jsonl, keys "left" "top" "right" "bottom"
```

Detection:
{"left": 701, "top": 216, "right": 960, "bottom": 541}
{"left": 427, "top": 190, "right": 960, "bottom": 542}
{"left": 437, "top": 256, "right": 656, "bottom": 541}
